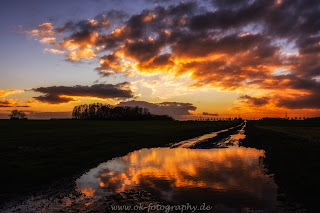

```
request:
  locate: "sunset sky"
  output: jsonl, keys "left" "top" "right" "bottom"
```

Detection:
{"left": 1, "top": 0, "right": 320, "bottom": 119}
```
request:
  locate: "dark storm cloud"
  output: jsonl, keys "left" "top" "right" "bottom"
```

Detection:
{"left": 29, "top": 0, "right": 320, "bottom": 109}
{"left": 118, "top": 100, "right": 197, "bottom": 117}
{"left": 31, "top": 83, "right": 134, "bottom": 104}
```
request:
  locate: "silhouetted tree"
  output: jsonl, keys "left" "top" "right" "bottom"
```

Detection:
{"left": 9, "top": 110, "right": 27, "bottom": 120}
{"left": 72, "top": 103, "right": 173, "bottom": 121}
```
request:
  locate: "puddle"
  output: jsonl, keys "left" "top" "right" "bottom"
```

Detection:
{"left": 76, "top": 122, "right": 278, "bottom": 212}
{"left": 170, "top": 123, "right": 243, "bottom": 148}
{"left": 4, "top": 122, "right": 279, "bottom": 212}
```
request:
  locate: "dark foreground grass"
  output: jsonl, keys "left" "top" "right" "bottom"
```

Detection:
{"left": 0, "top": 120, "right": 237, "bottom": 205}
{"left": 242, "top": 120, "right": 320, "bottom": 212}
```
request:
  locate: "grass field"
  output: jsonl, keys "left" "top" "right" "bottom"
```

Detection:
{"left": 251, "top": 120, "right": 320, "bottom": 144}
{"left": 242, "top": 120, "right": 320, "bottom": 212}
{"left": 0, "top": 120, "right": 238, "bottom": 205}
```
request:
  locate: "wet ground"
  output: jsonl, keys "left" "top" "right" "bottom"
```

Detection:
{"left": 3, "top": 122, "right": 281, "bottom": 212}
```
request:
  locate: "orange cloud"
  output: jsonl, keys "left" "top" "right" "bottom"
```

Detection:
{"left": 0, "top": 99, "right": 16, "bottom": 107}
{"left": 0, "top": 99, "right": 29, "bottom": 108}
{"left": 0, "top": 89, "right": 24, "bottom": 97}
{"left": 26, "top": 1, "right": 320, "bottom": 111}
{"left": 57, "top": 31, "right": 98, "bottom": 50}
{"left": 27, "top": 23, "right": 54, "bottom": 38}
{"left": 40, "top": 37, "right": 56, "bottom": 44}
{"left": 55, "top": 31, "right": 98, "bottom": 61}
{"left": 44, "top": 48, "right": 65, "bottom": 55}
{"left": 76, "top": 146, "right": 276, "bottom": 203}
{"left": 27, "top": 23, "right": 100, "bottom": 61}
{"left": 67, "top": 49, "right": 96, "bottom": 61}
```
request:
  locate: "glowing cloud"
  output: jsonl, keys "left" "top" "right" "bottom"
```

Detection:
{"left": 0, "top": 89, "right": 24, "bottom": 97}
{"left": 25, "top": 0, "right": 320, "bottom": 111}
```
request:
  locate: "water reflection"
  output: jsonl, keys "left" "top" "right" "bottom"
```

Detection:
{"left": 77, "top": 127, "right": 278, "bottom": 212}
{"left": 171, "top": 123, "right": 243, "bottom": 148}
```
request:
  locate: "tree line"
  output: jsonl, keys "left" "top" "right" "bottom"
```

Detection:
{"left": 72, "top": 103, "right": 173, "bottom": 121}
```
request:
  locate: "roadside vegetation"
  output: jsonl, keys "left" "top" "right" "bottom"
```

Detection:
{"left": 242, "top": 120, "right": 320, "bottom": 212}
{"left": 0, "top": 119, "right": 239, "bottom": 206}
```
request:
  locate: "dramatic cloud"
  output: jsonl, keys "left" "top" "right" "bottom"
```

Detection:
{"left": 245, "top": 74, "right": 320, "bottom": 109}
{"left": 276, "top": 93, "right": 320, "bottom": 109}
{"left": 31, "top": 83, "right": 134, "bottom": 104}
{"left": 26, "top": 0, "right": 320, "bottom": 109}
{"left": 118, "top": 100, "right": 196, "bottom": 118}
{"left": 56, "top": 30, "right": 98, "bottom": 61}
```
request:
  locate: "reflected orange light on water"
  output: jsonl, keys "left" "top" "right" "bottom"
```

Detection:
{"left": 72, "top": 126, "right": 280, "bottom": 212}
{"left": 80, "top": 187, "right": 96, "bottom": 197}
{"left": 77, "top": 146, "right": 273, "bottom": 199}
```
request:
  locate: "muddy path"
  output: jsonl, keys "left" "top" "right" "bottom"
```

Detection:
{"left": 170, "top": 122, "right": 246, "bottom": 149}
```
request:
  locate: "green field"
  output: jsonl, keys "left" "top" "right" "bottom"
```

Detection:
{"left": 242, "top": 120, "right": 320, "bottom": 212}
{"left": 0, "top": 120, "right": 238, "bottom": 205}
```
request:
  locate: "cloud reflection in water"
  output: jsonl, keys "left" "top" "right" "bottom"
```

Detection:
{"left": 76, "top": 146, "right": 277, "bottom": 211}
